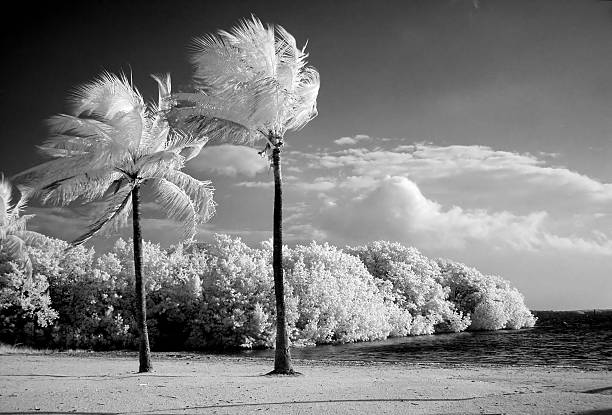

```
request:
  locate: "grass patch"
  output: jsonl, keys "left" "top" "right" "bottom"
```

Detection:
{"left": 0, "top": 343, "right": 56, "bottom": 355}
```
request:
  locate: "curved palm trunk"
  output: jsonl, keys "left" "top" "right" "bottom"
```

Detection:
{"left": 132, "top": 185, "right": 152, "bottom": 373}
{"left": 270, "top": 145, "right": 295, "bottom": 374}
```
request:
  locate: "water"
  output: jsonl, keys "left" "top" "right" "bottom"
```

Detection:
{"left": 242, "top": 311, "right": 612, "bottom": 371}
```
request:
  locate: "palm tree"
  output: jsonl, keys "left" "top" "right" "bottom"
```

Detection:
{"left": 169, "top": 16, "right": 319, "bottom": 374}
{"left": 0, "top": 177, "right": 45, "bottom": 275}
{"left": 17, "top": 72, "right": 216, "bottom": 372}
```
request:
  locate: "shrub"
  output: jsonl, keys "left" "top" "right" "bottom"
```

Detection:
{"left": 347, "top": 241, "right": 469, "bottom": 334}
{"left": 26, "top": 238, "right": 134, "bottom": 349}
{"left": 108, "top": 239, "right": 204, "bottom": 350}
{"left": 437, "top": 259, "right": 536, "bottom": 330}
{"left": 186, "top": 234, "right": 276, "bottom": 349}
{"left": 284, "top": 242, "right": 391, "bottom": 345}
{"left": 0, "top": 260, "right": 57, "bottom": 344}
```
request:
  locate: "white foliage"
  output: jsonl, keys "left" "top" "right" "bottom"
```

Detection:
{"left": 0, "top": 177, "right": 44, "bottom": 275}
{"left": 171, "top": 16, "right": 320, "bottom": 143}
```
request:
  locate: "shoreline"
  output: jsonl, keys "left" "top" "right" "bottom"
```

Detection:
{"left": 1, "top": 352, "right": 611, "bottom": 414}
{"left": 3, "top": 346, "right": 608, "bottom": 372}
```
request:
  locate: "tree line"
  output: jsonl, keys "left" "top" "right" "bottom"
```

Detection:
{"left": 0, "top": 234, "right": 536, "bottom": 353}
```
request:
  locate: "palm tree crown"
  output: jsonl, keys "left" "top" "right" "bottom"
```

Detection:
{"left": 170, "top": 16, "right": 320, "bottom": 144}
{"left": 18, "top": 72, "right": 215, "bottom": 245}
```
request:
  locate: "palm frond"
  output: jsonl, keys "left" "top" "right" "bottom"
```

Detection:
{"left": 70, "top": 72, "right": 145, "bottom": 153}
{"left": 160, "top": 170, "right": 216, "bottom": 222}
{"left": 171, "top": 77, "right": 283, "bottom": 143}
{"left": 136, "top": 151, "right": 186, "bottom": 181}
{"left": 2, "top": 214, "right": 34, "bottom": 236}
{"left": 168, "top": 106, "right": 254, "bottom": 145}
{"left": 161, "top": 129, "right": 207, "bottom": 153}
{"left": 144, "top": 129, "right": 209, "bottom": 163}
{"left": 283, "top": 67, "right": 320, "bottom": 131}
{"left": 12, "top": 186, "right": 32, "bottom": 218}
{"left": 221, "top": 16, "right": 276, "bottom": 77}
{"left": 151, "top": 73, "right": 172, "bottom": 111}
{"left": 274, "top": 25, "right": 308, "bottom": 92}
{"left": 139, "top": 116, "right": 170, "bottom": 157}
{"left": 0, "top": 176, "right": 13, "bottom": 206}
{"left": 139, "top": 73, "right": 173, "bottom": 154}
{"left": 190, "top": 34, "right": 249, "bottom": 88}
{"left": 0, "top": 176, "right": 13, "bottom": 226}
{"left": 13, "top": 230, "right": 48, "bottom": 247}
{"left": 0, "top": 234, "right": 32, "bottom": 275}
{"left": 41, "top": 114, "right": 127, "bottom": 165}
{"left": 151, "top": 178, "right": 198, "bottom": 241}
{"left": 71, "top": 186, "right": 133, "bottom": 246}
{"left": 71, "top": 71, "right": 143, "bottom": 119}
{"left": 46, "top": 114, "right": 115, "bottom": 145}
{"left": 0, "top": 177, "right": 35, "bottom": 276}
{"left": 37, "top": 168, "right": 120, "bottom": 206}
{"left": 13, "top": 155, "right": 88, "bottom": 185}
{"left": 190, "top": 16, "right": 276, "bottom": 89}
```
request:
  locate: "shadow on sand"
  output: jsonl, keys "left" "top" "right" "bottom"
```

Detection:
{"left": 0, "top": 396, "right": 500, "bottom": 415}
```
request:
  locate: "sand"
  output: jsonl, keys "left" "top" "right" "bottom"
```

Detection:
{"left": 0, "top": 352, "right": 610, "bottom": 414}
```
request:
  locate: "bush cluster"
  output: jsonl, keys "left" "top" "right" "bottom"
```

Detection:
{"left": 0, "top": 235, "right": 536, "bottom": 350}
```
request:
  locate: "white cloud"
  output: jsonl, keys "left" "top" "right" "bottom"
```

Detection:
{"left": 289, "top": 175, "right": 612, "bottom": 255}
{"left": 273, "top": 143, "right": 612, "bottom": 257}
{"left": 406, "top": 145, "right": 612, "bottom": 201}
{"left": 542, "top": 233, "right": 612, "bottom": 256}
{"left": 293, "top": 178, "right": 336, "bottom": 192}
{"left": 334, "top": 134, "right": 372, "bottom": 146}
{"left": 315, "top": 176, "right": 546, "bottom": 250}
{"left": 306, "top": 144, "right": 612, "bottom": 211}
{"left": 334, "top": 136, "right": 358, "bottom": 146}
{"left": 187, "top": 144, "right": 268, "bottom": 177}
{"left": 235, "top": 181, "right": 273, "bottom": 189}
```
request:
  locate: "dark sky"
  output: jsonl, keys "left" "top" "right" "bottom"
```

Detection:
{"left": 4, "top": 0, "right": 612, "bottom": 178}
{"left": 2, "top": 0, "right": 612, "bottom": 309}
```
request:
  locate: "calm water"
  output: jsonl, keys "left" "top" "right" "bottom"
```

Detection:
{"left": 242, "top": 311, "right": 612, "bottom": 371}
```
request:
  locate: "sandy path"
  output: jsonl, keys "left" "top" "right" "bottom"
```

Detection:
{"left": 0, "top": 353, "right": 610, "bottom": 414}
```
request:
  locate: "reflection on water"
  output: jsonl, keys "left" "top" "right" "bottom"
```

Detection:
{"left": 241, "top": 312, "right": 612, "bottom": 371}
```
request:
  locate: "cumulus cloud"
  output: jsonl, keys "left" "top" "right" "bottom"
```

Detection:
{"left": 314, "top": 176, "right": 541, "bottom": 249}
{"left": 304, "top": 144, "right": 612, "bottom": 212}
{"left": 333, "top": 134, "right": 372, "bottom": 146}
{"left": 235, "top": 181, "right": 273, "bottom": 189}
{"left": 306, "top": 176, "right": 612, "bottom": 254}
{"left": 187, "top": 145, "right": 268, "bottom": 177}
{"left": 293, "top": 178, "right": 336, "bottom": 192}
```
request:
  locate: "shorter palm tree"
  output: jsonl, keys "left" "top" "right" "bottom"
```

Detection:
{"left": 17, "top": 72, "right": 215, "bottom": 372}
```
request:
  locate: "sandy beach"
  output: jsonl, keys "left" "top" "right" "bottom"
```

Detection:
{"left": 0, "top": 352, "right": 610, "bottom": 414}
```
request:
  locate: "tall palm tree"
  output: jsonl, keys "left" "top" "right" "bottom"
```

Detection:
{"left": 0, "top": 177, "right": 45, "bottom": 275}
{"left": 169, "top": 16, "right": 319, "bottom": 374}
{"left": 17, "top": 72, "right": 216, "bottom": 372}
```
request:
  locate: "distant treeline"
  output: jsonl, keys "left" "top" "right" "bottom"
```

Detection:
{"left": 1, "top": 235, "right": 536, "bottom": 351}
{"left": 532, "top": 310, "right": 612, "bottom": 329}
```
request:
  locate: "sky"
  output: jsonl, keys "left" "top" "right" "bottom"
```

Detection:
{"left": 1, "top": 0, "right": 611, "bottom": 310}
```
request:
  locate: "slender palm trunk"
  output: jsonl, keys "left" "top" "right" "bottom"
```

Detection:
{"left": 270, "top": 144, "right": 295, "bottom": 374}
{"left": 132, "top": 185, "right": 152, "bottom": 373}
